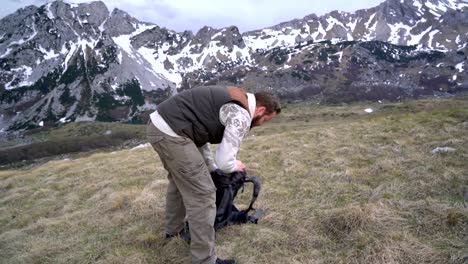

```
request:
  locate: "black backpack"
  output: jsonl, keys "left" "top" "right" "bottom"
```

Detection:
{"left": 210, "top": 169, "right": 263, "bottom": 230}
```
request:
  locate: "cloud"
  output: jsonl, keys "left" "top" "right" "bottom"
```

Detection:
{"left": 1, "top": 0, "right": 385, "bottom": 33}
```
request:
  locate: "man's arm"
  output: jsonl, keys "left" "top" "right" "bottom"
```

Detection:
{"left": 198, "top": 143, "right": 218, "bottom": 172}
{"left": 216, "top": 103, "right": 251, "bottom": 173}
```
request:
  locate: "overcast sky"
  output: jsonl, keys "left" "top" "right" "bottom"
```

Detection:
{"left": 2, "top": 0, "right": 385, "bottom": 32}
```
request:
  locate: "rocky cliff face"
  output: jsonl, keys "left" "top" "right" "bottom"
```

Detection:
{"left": 0, "top": 0, "right": 467, "bottom": 131}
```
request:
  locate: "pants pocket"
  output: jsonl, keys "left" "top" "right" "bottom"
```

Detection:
{"left": 178, "top": 160, "right": 216, "bottom": 195}
{"left": 150, "top": 136, "right": 174, "bottom": 161}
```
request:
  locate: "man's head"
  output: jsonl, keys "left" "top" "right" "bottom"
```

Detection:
{"left": 251, "top": 91, "right": 281, "bottom": 127}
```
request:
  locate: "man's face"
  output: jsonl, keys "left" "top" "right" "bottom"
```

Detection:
{"left": 251, "top": 111, "right": 278, "bottom": 128}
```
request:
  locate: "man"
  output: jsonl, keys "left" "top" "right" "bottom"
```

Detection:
{"left": 146, "top": 85, "right": 281, "bottom": 264}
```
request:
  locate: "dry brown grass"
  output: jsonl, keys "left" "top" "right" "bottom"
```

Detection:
{"left": 1, "top": 96, "right": 467, "bottom": 263}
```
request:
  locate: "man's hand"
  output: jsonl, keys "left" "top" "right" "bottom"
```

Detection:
{"left": 236, "top": 160, "right": 246, "bottom": 172}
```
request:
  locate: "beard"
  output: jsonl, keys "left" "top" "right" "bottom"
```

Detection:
{"left": 250, "top": 114, "right": 264, "bottom": 128}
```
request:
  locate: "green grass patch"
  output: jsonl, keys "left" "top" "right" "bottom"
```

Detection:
{"left": 0, "top": 96, "right": 467, "bottom": 263}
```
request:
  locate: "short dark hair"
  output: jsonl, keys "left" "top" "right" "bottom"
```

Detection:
{"left": 254, "top": 91, "right": 281, "bottom": 114}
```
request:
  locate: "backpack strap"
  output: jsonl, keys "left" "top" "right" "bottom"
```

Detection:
{"left": 243, "top": 176, "right": 261, "bottom": 212}
{"left": 247, "top": 208, "right": 264, "bottom": 224}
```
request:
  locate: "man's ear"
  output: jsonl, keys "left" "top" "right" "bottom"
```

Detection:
{"left": 255, "top": 105, "right": 266, "bottom": 116}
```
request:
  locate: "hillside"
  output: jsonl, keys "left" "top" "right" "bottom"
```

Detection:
{"left": 1, "top": 96, "right": 467, "bottom": 263}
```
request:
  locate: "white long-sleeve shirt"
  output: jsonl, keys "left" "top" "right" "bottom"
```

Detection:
{"left": 150, "top": 93, "right": 256, "bottom": 173}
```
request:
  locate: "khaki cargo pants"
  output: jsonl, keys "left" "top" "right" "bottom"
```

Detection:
{"left": 146, "top": 121, "right": 217, "bottom": 264}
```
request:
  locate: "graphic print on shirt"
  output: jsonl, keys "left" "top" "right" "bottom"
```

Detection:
{"left": 220, "top": 103, "right": 250, "bottom": 148}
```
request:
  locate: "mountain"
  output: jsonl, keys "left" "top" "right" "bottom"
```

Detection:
{"left": 0, "top": 0, "right": 467, "bottom": 132}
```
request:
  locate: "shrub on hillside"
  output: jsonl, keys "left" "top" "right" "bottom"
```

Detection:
{"left": 0, "top": 131, "right": 136, "bottom": 165}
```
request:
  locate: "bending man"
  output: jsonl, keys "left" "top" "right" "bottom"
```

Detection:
{"left": 147, "top": 85, "right": 281, "bottom": 264}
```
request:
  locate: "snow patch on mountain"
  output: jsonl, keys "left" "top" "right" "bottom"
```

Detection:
{"left": 428, "top": 30, "right": 440, "bottom": 48}
{"left": 326, "top": 16, "right": 346, "bottom": 31}
{"left": 113, "top": 35, "right": 134, "bottom": 55}
{"left": 137, "top": 46, "right": 182, "bottom": 85}
{"left": 39, "top": 45, "right": 60, "bottom": 60}
{"left": 455, "top": 62, "right": 465, "bottom": 73}
{"left": 408, "top": 26, "right": 433, "bottom": 46}
{"left": 388, "top": 23, "right": 412, "bottom": 43}
{"left": 451, "top": 0, "right": 468, "bottom": 9}
{"left": 244, "top": 27, "right": 301, "bottom": 51}
{"left": 46, "top": 3, "right": 55, "bottom": 20}
{"left": 5, "top": 66, "right": 33, "bottom": 90}
{"left": 0, "top": 48, "right": 12, "bottom": 58}
{"left": 413, "top": 1, "right": 424, "bottom": 15}
{"left": 63, "top": 41, "right": 78, "bottom": 72}
{"left": 347, "top": 19, "right": 358, "bottom": 32}
{"left": 112, "top": 24, "right": 155, "bottom": 59}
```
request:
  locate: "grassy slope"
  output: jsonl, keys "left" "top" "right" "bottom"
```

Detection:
{"left": 0, "top": 97, "right": 467, "bottom": 264}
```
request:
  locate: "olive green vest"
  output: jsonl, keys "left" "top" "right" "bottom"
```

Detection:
{"left": 157, "top": 85, "right": 250, "bottom": 147}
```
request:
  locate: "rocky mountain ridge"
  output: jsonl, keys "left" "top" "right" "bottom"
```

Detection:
{"left": 0, "top": 0, "right": 467, "bottom": 131}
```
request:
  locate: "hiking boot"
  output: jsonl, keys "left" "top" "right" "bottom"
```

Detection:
{"left": 165, "top": 225, "right": 191, "bottom": 243}
{"left": 215, "top": 258, "right": 237, "bottom": 264}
